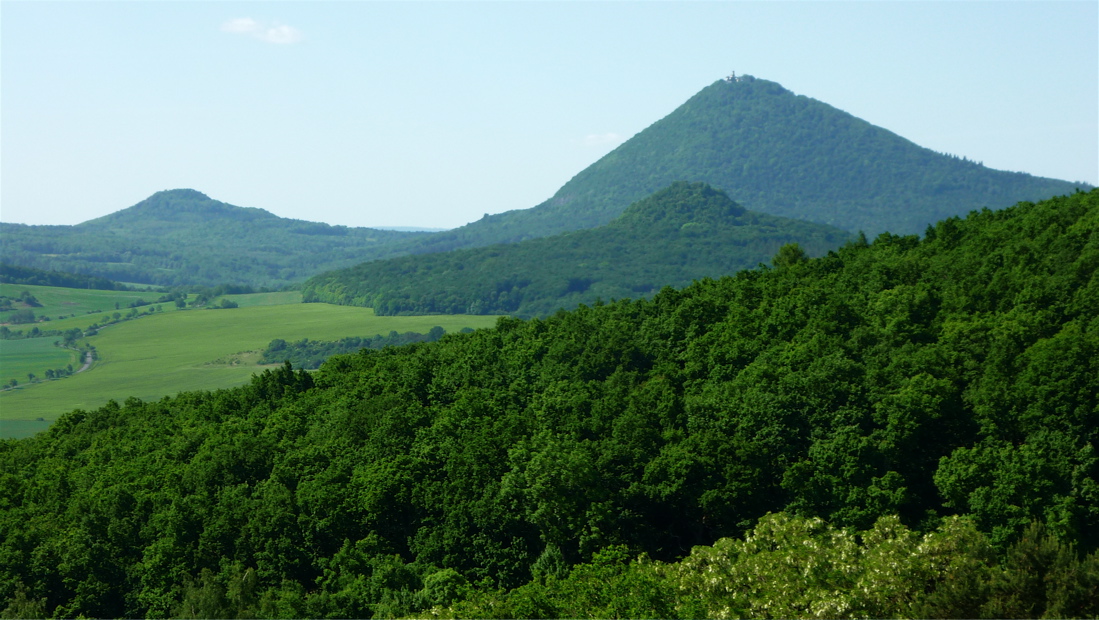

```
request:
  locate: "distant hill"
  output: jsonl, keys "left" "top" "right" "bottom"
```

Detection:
{"left": 402, "top": 76, "right": 1087, "bottom": 255}
{"left": 0, "top": 189, "right": 425, "bottom": 288}
{"left": 4, "top": 77, "right": 1085, "bottom": 289}
{"left": 303, "top": 182, "right": 851, "bottom": 316}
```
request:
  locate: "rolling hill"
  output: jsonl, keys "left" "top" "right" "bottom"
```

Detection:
{"left": 0, "top": 189, "right": 426, "bottom": 288}
{"left": 303, "top": 182, "right": 851, "bottom": 316}
{"left": 401, "top": 75, "right": 1088, "bottom": 255}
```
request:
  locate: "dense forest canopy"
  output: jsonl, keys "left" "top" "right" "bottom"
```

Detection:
{"left": 2, "top": 189, "right": 1096, "bottom": 618}
{"left": 0, "top": 190, "right": 425, "bottom": 288}
{"left": 403, "top": 76, "right": 1088, "bottom": 255}
{"left": 302, "top": 182, "right": 851, "bottom": 316}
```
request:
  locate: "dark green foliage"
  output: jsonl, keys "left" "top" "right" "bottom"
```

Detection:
{"left": 0, "top": 264, "right": 126, "bottom": 290}
{"left": 403, "top": 76, "right": 1087, "bottom": 256}
{"left": 303, "top": 182, "right": 850, "bottom": 316}
{"left": 5, "top": 309, "right": 35, "bottom": 325}
{"left": 444, "top": 545, "right": 678, "bottom": 619}
{"left": 0, "top": 189, "right": 426, "bottom": 288}
{"left": 0, "top": 191, "right": 1096, "bottom": 618}
{"left": 260, "top": 327, "right": 449, "bottom": 369}
{"left": 982, "top": 521, "right": 1099, "bottom": 618}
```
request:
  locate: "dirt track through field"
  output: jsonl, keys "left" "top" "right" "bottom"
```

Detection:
{"left": 75, "top": 351, "right": 92, "bottom": 374}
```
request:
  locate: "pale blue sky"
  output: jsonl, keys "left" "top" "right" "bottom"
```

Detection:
{"left": 2, "top": 1, "right": 1096, "bottom": 229}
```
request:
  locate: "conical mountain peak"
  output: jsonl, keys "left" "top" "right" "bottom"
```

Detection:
{"left": 405, "top": 75, "right": 1086, "bottom": 255}
{"left": 81, "top": 189, "right": 279, "bottom": 228}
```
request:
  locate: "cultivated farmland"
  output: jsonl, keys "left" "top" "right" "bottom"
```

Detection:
{"left": 0, "top": 338, "right": 81, "bottom": 389}
{"left": 0, "top": 297, "right": 498, "bottom": 438}
{"left": 0, "top": 282, "right": 171, "bottom": 325}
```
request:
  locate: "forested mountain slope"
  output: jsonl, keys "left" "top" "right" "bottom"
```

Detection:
{"left": 1, "top": 190, "right": 1096, "bottom": 618}
{"left": 0, "top": 189, "right": 424, "bottom": 288}
{"left": 303, "top": 182, "right": 850, "bottom": 316}
{"left": 405, "top": 76, "right": 1087, "bottom": 255}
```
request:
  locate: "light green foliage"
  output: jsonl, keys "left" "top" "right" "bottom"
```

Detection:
{"left": 665, "top": 514, "right": 995, "bottom": 619}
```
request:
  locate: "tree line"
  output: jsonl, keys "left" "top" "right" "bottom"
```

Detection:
{"left": 0, "top": 264, "right": 126, "bottom": 291}
{"left": 260, "top": 326, "right": 454, "bottom": 370}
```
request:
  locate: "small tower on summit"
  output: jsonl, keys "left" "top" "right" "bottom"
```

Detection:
{"left": 725, "top": 71, "right": 736, "bottom": 83}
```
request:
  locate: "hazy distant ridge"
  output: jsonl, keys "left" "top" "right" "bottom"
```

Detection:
{"left": 0, "top": 190, "right": 425, "bottom": 288}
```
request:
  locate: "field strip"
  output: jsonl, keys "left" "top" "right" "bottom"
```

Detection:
{"left": 0, "top": 302, "right": 498, "bottom": 437}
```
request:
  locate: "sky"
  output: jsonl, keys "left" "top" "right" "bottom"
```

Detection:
{"left": 2, "top": 1, "right": 1096, "bottom": 230}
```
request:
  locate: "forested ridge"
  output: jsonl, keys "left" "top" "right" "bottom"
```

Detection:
{"left": 1, "top": 190, "right": 1097, "bottom": 618}
{"left": 401, "top": 76, "right": 1088, "bottom": 256}
{"left": 0, "top": 190, "right": 424, "bottom": 288}
{"left": 0, "top": 264, "right": 127, "bottom": 291}
{"left": 302, "top": 182, "right": 851, "bottom": 316}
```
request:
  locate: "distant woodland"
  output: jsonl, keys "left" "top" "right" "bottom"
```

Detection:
{"left": 2, "top": 190, "right": 1095, "bottom": 618}
{"left": 303, "top": 183, "right": 851, "bottom": 316}
{"left": 0, "top": 264, "right": 127, "bottom": 291}
{"left": 0, "top": 190, "right": 422, "bottom": 289}
{"left": 260, "top": 327, "right": 452, "bottom": 370}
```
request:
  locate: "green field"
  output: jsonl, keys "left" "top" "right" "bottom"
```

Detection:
{"left": 213, "top": 291, "right": 303, "bottom": 307}
{"left": 1, "top": 300, "right": 498, "bottom": 438}
{"left": 0, "top": 287, "right": 301, "bottom": 336}
{"left": 0, "top": 338, "right": 81, "bottom": 387}
{"left": 0, "top": 282, "right": 168, "bottom": 323}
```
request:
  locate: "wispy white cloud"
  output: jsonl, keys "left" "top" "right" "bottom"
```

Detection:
{"left": 221, "top": 18, "right": 303, "bottom": 45}
{"left": 582, "top": 132, "right": 624, "bottom": 147}
{"left": 221, "top": 17, "right": 260, "bottom": 35}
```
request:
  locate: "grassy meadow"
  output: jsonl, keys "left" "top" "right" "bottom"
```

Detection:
{"left": 213, "top": 291, "right": 303, "bottom": 307}
{"left": 0, "top": 338, "right": 82, "bottom": 387}
{"left": 1, "top": 295, "right": 498, "bottom": 438}
{"left": 0, "top": 282, "right": 169, "bottom": 323}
